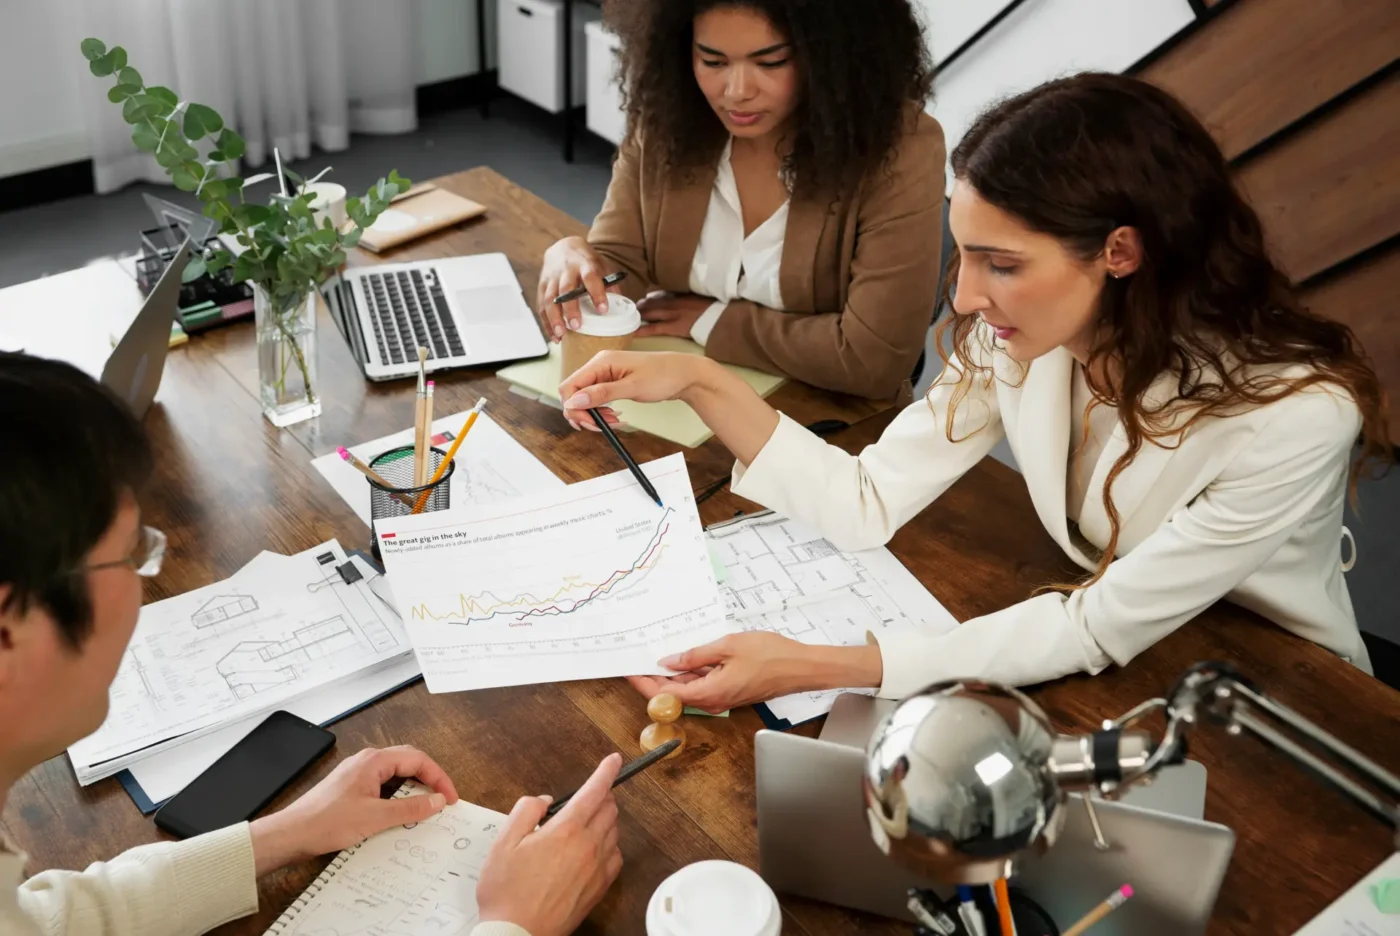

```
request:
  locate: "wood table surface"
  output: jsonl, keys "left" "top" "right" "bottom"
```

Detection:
{"left": 5, "top": 167, "right": 1398, "bottom": 936}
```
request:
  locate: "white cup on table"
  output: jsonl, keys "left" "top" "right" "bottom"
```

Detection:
{"left": 303, "top": 181, "right": 348, "bottom": 229}
{"left": 646, "top": 861, "right": 782, "bottom": 936}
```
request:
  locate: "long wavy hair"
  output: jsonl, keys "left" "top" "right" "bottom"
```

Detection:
{"left": 605, "top": 0, "right": 933, "bottom": 199}
{"left": 936, "top": 73, "right": 1391, "bottom": 590}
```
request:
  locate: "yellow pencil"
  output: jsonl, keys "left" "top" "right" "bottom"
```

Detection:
{"left": 1062, "top": 884, "right": 1133, "bottom": 936}
{"left": 412, "top": 397, "right": 486, "bottom": 514}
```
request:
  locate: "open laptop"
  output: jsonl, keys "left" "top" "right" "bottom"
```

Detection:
{"left": 757, "top": 694, "right": 1234, "bottom": 934}
{"left": 321, "top": 252, "right": 546, "bottom": 382}
{"left": 101, "top": 240, "right": 189, "bottom": 418}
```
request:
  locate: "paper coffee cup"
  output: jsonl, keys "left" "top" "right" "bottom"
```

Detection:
{"left": 645, "top": 861, "right": 782, "bottom": 936}
{"left": 303, "top": 181, "right": 348, "bottom": 229}
{"left": 560, "top": 293, "right": 641, "bottom": 378}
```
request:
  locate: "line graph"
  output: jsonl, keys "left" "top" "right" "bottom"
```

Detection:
{"left": 411, "top": 507, "right": 674, "bottom": 625}
{"left": 374, "top": 453, "right": 732, "bottom": 693}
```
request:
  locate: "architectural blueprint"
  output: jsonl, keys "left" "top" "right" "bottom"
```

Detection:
{"left": 68, "top": 540, "right": 410, "bottom": 784}
{"left": 705, "top": 511, "right": 959, "bottom": 724}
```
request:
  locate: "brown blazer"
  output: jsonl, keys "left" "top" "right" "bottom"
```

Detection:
{"left": 588, "top": 110, "right": 947, "bottom": 400}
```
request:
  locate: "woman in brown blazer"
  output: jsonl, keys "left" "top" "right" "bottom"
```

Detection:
{"left": 536, "top": 0, "right": 946, "bottom": 400}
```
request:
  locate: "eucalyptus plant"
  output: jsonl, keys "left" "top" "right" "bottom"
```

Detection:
{"left": 81, "top": 37, "right": 412, "bottom": 409}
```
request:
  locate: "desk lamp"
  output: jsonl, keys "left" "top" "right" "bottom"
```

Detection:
{"left": 862, "top": 662, "right": 1400, "bottom": 920}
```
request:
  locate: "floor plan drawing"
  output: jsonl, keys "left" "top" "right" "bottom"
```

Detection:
{"left": 705, "top": 511, "right": 959, "bottom": 725}
{"left": 191, "top": 594, "right": 259, "bottom": 630}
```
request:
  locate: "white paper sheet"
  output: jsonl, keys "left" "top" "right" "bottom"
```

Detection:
{"left": 375, "top": 453, "right": 732, "bottom": 692}
{"left": 310, "top": 410, "right": 564, "bottom": 525}
{"left": 68, "top": 541, "right": 409, "bottom": 783}
{"left": 265, "top": 781, "right": 507, "bottom": 936}
{"left": 706, "top": 511, "right": 959, "bottom": 725}
{"left": 1294, "top": 851, "right": 1400, "bottom": 935}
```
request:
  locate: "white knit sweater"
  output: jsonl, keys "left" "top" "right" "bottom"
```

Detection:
{"left": 3, "top": 825, "right": 529, "bottom": 936}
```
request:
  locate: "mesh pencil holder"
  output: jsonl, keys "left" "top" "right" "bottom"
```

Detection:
{"left": 367, "top": 445, "right": 455, "bottom": 557}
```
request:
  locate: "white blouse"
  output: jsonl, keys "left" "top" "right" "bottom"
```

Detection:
{"left": 687, "top": 139, "right": 791, "bottom": 346}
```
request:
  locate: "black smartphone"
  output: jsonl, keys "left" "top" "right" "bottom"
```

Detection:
{"left": 153, "top": 711, "right": 335, "bottom": 839}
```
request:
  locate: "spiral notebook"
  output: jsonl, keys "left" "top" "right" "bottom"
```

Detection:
{"left": 264, "top": 781, "right": 508, "bottom": 935}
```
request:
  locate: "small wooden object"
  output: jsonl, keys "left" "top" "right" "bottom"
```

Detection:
{"left": 640, "top": 693, "right": 685, "bottom": 759}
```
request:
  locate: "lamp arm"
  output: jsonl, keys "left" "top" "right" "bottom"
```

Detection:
{"left": 1047, "top": 662, "right": 1400, "bottom": 847}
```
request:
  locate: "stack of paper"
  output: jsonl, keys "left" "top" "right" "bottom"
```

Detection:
{"left": 70, "top": 541, "right": 416, "bottom": 789}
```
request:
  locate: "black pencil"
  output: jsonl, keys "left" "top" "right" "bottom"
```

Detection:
{"left": 589, "top": 408, "right": 663, "bottom": 508}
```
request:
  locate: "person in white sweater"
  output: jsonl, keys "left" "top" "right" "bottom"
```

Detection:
{"left": 557, "top": 73, "right": 1393, "bottom": 712}
{"left": 0, "top": 352, "right": 621, "bottom": 936}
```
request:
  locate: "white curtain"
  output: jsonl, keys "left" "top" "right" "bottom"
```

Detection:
{"left": 68, "top": 0, "right": 419, "bottom": 193}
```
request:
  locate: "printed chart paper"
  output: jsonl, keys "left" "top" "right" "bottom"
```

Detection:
{"left": 706, "top": 511, "right": 959, "bottom": 724}
{"left": 375, "top": 453, "right": 730, "bottom": 692}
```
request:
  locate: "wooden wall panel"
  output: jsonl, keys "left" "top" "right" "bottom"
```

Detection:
{"left": 1235, "top": 73, "right": 1400, "bottom": 282}
{"left": 1140, "top": 0, "right": 1400, "bottom": 159}
{"left": 1301, "top": 245, "right": 1400, "bottom": 443}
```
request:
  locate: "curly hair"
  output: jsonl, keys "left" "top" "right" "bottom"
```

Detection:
{"left": 935, "top": 72, "right": 1392, "bottom": 591}
{"left": 604, "top": 0, "right": 934, "bottom": 199}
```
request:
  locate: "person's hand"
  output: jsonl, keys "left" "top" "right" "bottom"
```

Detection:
{"left": 636, "top": 292, "right": 714, "bottom": 339}
{"left": 248, "top": 746, "right": 459, "bottom": 876}
{"left": 559, "top": 350, "right": 711, "bottom": 432}
{"left": 477, "top": 753, "right": 624, "bottom": 936}
{"left": 537, "top": 236, "right": 621, "bottom": 342}
{"left": 627, "top": 632, "right": 884, "bottom": 714}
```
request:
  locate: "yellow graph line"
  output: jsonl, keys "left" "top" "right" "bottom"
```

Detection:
{"left": 410, "top": 543, "right": 669, "bottom": 623}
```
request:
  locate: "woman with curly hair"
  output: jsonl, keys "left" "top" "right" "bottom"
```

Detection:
{"left": 559, "top": 73, "right": 1393, "bottom": 712}
{"left": 536, "top": 0, "right": 942, "bottom": 400}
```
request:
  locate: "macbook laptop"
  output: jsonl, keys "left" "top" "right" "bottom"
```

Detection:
{"left": 757, "top": 695, "right": 1233, "bottom": 934}
{"left": 102, "top": 240, "right": 189, "bottom": 418}
{"left": 321, "top": 252, "right": 546, "bottom": 381}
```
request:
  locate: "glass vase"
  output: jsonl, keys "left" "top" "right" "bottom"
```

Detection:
{"left": 254, "top": 283, "right": 321, "bottom": 427}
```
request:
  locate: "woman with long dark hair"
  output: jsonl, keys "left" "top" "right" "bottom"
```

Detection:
{"left": 536, "top": 0, "right": 942, "bottom": 400}
{"left": 558, "top": 73, "right": 1392, "bottom": 711}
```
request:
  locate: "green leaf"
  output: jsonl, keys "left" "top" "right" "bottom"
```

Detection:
{"left": 233, "top": 251, "right": 257, "bottom": 282}
{"left": 205, "top": 250, "right": 232, "bottom": 276}
{"left": 182, "top": 257, "right": 206, "bottom": 283}
{"left": 314, "top": 226, "right": 338, "bottom": 246}
{"left": 163, "top": 135, "right": 198, "bottom": 162}
{"left": 342, "top": 228, "right": 363, "bottom": 249}
{"left": 90, "top": 54, "right": 114, "bottom": 77}
{"left": 171, "top": 162, "right": 201, "bottom": 192}
{"left": 346, "top": 196, "right": 368, "bottom": 229}
{"left": 155, "top": 145, "right": 185, "bottom": 170}
{"left": 108, "top": 85, "right": 135, "bottom": 103}
{"left": 376, "top": 178, "right": 390, "bottom": 202}
{"left": 131, "top": 119, "right": 162, "bottom": 152}
{"left": 183, "top": 102, "right": 223, "bottom": 140}
{"left": 207, "top": 149, "right": 224, "bottom": 162}
{"left": 123, "top": 94, "right": 163, "bottom": 123}
{"left": 233, "top": 203, "right": 272, "bottom": 227}
{"left": 80, "top": 38, "right": 107, "bottom": 61}
{"left": 145, "top": 86, "right": 178, "bottom": 112}
{"left": 109, "top": 47, "right": 128, "bottom": 71}
{"left": 215, "top": 128, "right": 245, "bottom": 160}
{"left": 117, "top": 66, "right": 142, "bottom": 89}
{"left": 327, "top": 249, "right": 347, "bottom": 268}
{"left": 387, "top": 169, "right": 412, "bottom": 194}
{"left": 283, "top": 165, "right": 305, "bottom": 187}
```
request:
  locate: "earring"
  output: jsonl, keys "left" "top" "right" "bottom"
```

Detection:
{"left": 1109, "top": 271, "right": 1121, "bottom": 279}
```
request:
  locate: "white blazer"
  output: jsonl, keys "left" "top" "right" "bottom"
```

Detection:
{"left": 731, "top": 325, "right": 1369, "bottom": 698}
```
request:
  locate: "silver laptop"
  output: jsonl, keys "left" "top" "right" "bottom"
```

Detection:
{"left": 102, "top": 240, "right": 189, "bottom": 418}
{"left": 757, "top": 695, "right": 1234, "bottom": 934}
{"left": 322, "top": 252, "right": 546, "bottom": 381}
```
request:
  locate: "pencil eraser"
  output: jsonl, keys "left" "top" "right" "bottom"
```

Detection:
{"left": 427, "top": 380, "right": 435, "bottom": 388}
{"left": 337, "top": 446, "right": 351, "bottom": 460}
{"left": 1121, "top": 884, "right": 1134, "bottom": 899}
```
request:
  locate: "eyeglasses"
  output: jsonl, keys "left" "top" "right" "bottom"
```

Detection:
{"left": 85, "top": 525, "right": 166, "bottom": 578}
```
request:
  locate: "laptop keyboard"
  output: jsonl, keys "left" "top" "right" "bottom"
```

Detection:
{"left": 362, "top": 269, "right": 466, "bottom": 366}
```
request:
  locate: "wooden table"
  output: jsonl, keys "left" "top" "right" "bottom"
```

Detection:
{"left": 5, "top": 168, "right": 1398, "bottom": 936}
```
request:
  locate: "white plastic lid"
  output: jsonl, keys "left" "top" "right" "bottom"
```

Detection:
{"left": 645, "top": 861, "right": 782, "bottom": 936}
{"left": 575, "top": 293, "right": 641, "bottom": 337}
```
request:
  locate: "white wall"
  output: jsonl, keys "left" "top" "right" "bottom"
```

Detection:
{"left": 0, "top": 0, "right": 493, "bottom": 180}
{"left": 921, "top": 0, "right": 1196, "bottom": 186}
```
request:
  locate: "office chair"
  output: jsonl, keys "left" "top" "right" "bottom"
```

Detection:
{"left": 909, "top": 198, "right": 957, "bottom": 389}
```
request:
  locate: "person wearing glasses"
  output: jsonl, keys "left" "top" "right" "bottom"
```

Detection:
{"left": 0, "top": 352, "right": 621, "bottom": 936}
{"left": 536, "top": 0, "right": 944, "bottom": 400}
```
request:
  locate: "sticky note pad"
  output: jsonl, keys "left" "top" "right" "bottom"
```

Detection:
{"left": 685, "top": 706, "right": 730, "bottom": 717}
{"left": 1371, "top": 878, "right": 1400, "bottom": 914}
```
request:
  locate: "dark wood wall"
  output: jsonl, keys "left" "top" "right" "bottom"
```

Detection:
{"left": 1136, "top": 0, "right": 1400, "bottom": 441}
